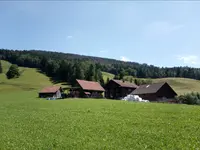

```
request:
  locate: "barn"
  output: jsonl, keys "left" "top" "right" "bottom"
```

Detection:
{"left": 39, "top": 86, "right": 63, "bottom": 98}
{"left": 131, "top": 82, "right": 177, "bottom": 101}
{"left": 105, "top": 79, "right": 138, "bottom": 99}
{"left": 69, "top": 79, "right": 105, "bottom": 98}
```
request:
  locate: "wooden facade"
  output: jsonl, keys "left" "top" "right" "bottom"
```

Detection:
{"left": 39, "top": 86, "right": 63, "bottom": 98}
{"left": 69, "top": 79, "right": 105, "bottom": 98}
{"left": 131, "top": 82, "right": 177, "bottom": 101}
{"left": 105, "top": 80, "right": 138, "bottom": 99}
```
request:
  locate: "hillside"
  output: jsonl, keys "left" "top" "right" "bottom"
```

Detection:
{"left": 1, "top": 60, "right": 200, "bottom": 95}
{"left": 1, "top": 49, "right": 200, "bottom": 82}
{"left": 0, "top": 60, "right": 53, "bottom": 92}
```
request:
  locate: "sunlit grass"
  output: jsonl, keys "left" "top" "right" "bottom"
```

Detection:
{"left": 0, "top": 91, "right": 200, "bottom": 149}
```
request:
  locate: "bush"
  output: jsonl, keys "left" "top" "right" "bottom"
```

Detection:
{"left": 176, "top": 92, "right": 200, "bottom": 105}
{"left": 6, "top": 64, "right": 20, "bottom": 79}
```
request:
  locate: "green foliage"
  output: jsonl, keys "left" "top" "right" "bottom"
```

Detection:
{"left": 1, "top": 91, "right": 200, "bottom": 149}
{"left": 0, "top": 60, "right": 2, "bottom": 73}
{"left": 106, "top": 77, "right": 110, "bottom": 84}
{"left": 6, "top": 64, "right": 20, "bottom": 79}
{"left": 176, "top": 92, "right": 200, "bottom": 105}
{"left": 86, "top": 64, "right": 95, "bottom": 81}
{"left": 2, "top": 49, "right": 200, "bottom": 86}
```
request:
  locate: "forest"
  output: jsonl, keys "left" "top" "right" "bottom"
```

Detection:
{"left": 1, "top": 49, "right": 200, "bottom": 85}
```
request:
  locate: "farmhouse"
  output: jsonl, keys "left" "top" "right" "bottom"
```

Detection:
{"left": 39, "top": 86, "right": 63, "bottom": 98}
{"left": 69, "top": 79, "right": 105, "bottom": 98}
{"left": 131, "top": 82, "right": 177, "bottom": 101}
{"left": 105, "top": 79, "right": 138, "bottom": 99}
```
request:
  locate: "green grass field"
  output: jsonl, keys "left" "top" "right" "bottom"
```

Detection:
{"left": 102, "top": 71, "right": 115, "bottom": 82}
{"left": 1, "top": 91, "right": 200, "bottom": 149}
{"left": 1, "top": 60, "right": 200, "bottom": 149}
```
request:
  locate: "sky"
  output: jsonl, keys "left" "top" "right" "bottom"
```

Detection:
{"left": 0, "top": 1, "right": 200, "bottom": 67}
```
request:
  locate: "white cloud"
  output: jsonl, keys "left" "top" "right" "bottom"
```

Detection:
{"left": 67, "top": 35, "right": 73, "bottom": 39}
{"left": 177, "top": 55, "right": 199, "bottom": 65}
{"left": 120, "top": 56, "right": 131, "bottom": 62}
{"left": 144, "top": 21, "right": 184, "bottom": 37}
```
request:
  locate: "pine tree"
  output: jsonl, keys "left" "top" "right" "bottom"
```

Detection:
{"left": 86, "top": 64, "right": 95, "bottom": 81}
{"left": 106, "top": 77, "right": 110, "bottom": 84}
{"left": 0, "top": 60, "right": 2, "bottom": 73}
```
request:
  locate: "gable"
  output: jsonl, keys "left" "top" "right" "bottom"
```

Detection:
{"left": 156, "top": 83, "right": 177, "bottom": 96}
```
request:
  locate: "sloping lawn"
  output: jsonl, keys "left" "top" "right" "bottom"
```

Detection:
{"left": 1, "top": 91, "right": 200, "bottom": 149}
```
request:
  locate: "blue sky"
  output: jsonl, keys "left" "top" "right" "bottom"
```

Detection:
{"left": 0, "top": 1, "right": 200, "bottom": 67}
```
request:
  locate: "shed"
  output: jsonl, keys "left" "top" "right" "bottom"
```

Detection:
{"left": 39, "top": 86, "right": 63, "bottom": 98}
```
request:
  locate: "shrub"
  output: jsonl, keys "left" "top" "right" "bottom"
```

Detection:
{"left": 176, "top": 92, "right": 200, "bottom": 105}
{"left": 6, "top": 64, "right": 20, "bottom": 79}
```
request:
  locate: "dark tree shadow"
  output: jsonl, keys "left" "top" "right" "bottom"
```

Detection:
{"left": 36, "top": 69, "right": 70, "bottom": 85}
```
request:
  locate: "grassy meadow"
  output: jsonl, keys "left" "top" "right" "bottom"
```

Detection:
{"left": 1, "top": 91, "right": 200, "bottom": 149}
{"left": 1, "top": 60, "right": 200, "bottom": 149}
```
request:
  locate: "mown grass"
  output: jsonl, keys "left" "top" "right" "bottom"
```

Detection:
{"left": 1, "top": 91, "right": 200, "bottom": 149}
{"left": 0, "top": 60, "right": 69, "bottom": 92}
{"left": 102, "top": 71, "right": 115, "bottom": 82}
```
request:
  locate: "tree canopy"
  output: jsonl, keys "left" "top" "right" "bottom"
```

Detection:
{"left": 6, "top": 64, "right": 20, "bottom": 79}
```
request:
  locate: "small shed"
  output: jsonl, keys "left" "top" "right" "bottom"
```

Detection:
{"left": 70, "top": 79, "right": 105, "bottom": 98}
{"left": 131, "top": 82, "right": 177, "bottom": 101}
{"left": 105, "top": 79, "right": 138, "bottom": 99}
{"left": 39, "top": 86, "right": 63, "bottom": 98}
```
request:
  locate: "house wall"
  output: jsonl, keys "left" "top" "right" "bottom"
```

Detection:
{"left": 39, "top": 93, "right": 55, "bottom": 98}
{"left": 138, "top": 93, "right": 157, "bottom": 101}
{"left": 56, "top": 90, "right": 62, "bottom": 98}
{"left": 156, "top": 84, "right": 177, "bottom": 98}
{"left": 39, "top": 89, "right": 63, "bottom": 98}
{"left": 137, "top": 84, "right": 177, "bottom": 101}
{"left": 105, "top": 80, "right": 136, "bottom": 99}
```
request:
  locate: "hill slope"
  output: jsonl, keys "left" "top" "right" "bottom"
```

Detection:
{"left": 1, "top": 60, "right": 200, "bottom": 95}
{"left": 0, "top": 60, "right": 53, "bottom": 92}
{"left": 153, "top": 78, "right": 200, "bottom": 95}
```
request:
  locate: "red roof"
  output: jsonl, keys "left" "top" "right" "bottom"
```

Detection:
{"left": 111, "top": 79, "right": 138, "bottom": 88}
{"left": 76, "top": 79, "right": 105, "bottom": 92}
{"left": 39, "top": 86, "right": 61, "bottom": 93}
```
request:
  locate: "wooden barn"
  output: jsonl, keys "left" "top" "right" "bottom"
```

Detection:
{"left": 131, "top": 82, "right": 177, "bottom": 101}
{"left": 69, "top": 79, "right": 105, "bottom": 98}
{"left": 39, "top": 86, "right": 63, "bottom": 98}
{"left": 105, "top": 79, "right": 138, "bottom": 99}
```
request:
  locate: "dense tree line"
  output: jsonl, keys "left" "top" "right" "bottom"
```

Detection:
{"left": 1, "top": 49, "right": 200, "bottom": 85}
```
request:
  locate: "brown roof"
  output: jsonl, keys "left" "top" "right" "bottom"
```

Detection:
{"left": 76, "top": 79, "right": 105, "bottom": 92}
{"left": 39, "top": 86, "right": 61, "bottom": 93}
{"left": 111, "top": 79, "right": 138, "bottom": 88}
{"left": 131, "top": 82, "right": 168, "bottom": 95}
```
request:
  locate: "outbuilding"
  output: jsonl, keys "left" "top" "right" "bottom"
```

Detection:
{"left": 69, "top": 79, "right": 105, "bottom": 98}
{"left": 131, "top": 82, "right": 177, "bottom": 101}
{"left": 104, "top": 79, "right": 138, "bottom": 99}
{"left": 39, "top": 86, "right": 63, "bottom": 98}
